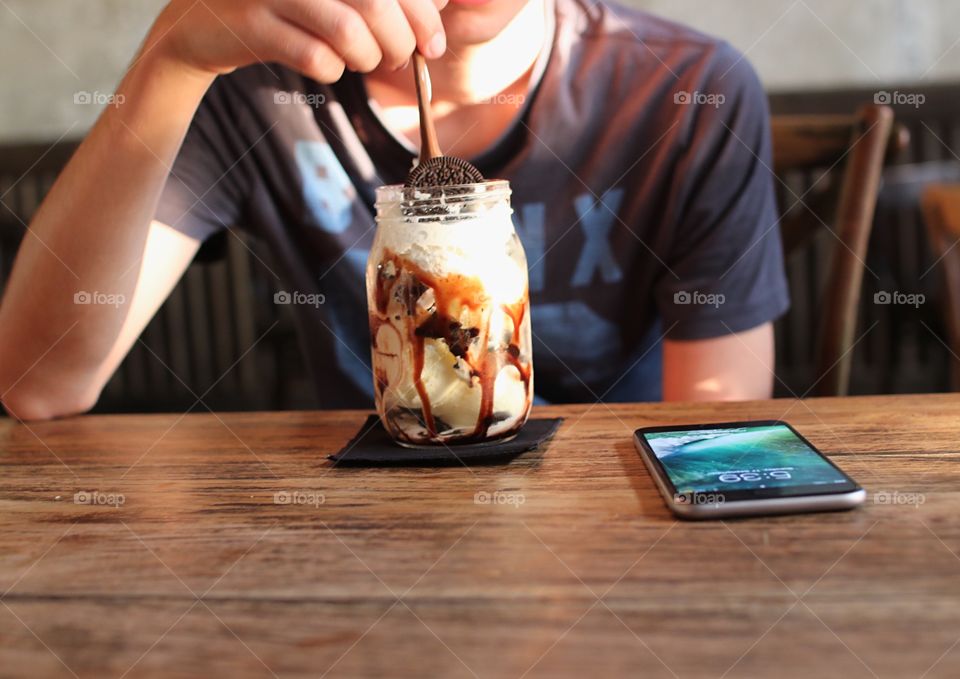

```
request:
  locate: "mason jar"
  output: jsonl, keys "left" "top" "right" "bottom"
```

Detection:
{"left": 366, "top": 180, "right": 533, "bottom": 446}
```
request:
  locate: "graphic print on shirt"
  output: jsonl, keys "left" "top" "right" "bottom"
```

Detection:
{"left": 513, "top": 189, "right": 626, "bottom": 292}
{"left": 513, "top": 203, "right": 546, "bottom": 293}
{"left": 295, "top": 140, "right": 357, "bottom": 234}
{"left": 511, "top": 190, "right": 628, "bottom": 385}
{"left": 570, "top": 189, "right": 624, "bottom": 286}
{"left": 532, "top": 300, "right": 623, "bottom": 376}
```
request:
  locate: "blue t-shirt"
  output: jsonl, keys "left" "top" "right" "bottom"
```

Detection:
{"left": 156, "top": 0, "right": 789, "bottom": 408}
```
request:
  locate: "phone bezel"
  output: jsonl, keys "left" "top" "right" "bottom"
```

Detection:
{"left": 634, "top": 419, "right": 862, "bottom": 504}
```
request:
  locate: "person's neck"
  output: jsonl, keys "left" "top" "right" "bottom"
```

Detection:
{"left": 369, "top": 0, "right": 548, "bottom": 108}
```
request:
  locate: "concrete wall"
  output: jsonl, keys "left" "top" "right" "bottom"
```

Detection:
{"left": 1, "top": 0, "right": 958, "bottom": 142}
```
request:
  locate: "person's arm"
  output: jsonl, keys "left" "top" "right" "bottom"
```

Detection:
{"left": 662, "top": 322, "right": 774, "bottom": 401}
{"left": 0, "top": 0, "right": 447, "bottom": 421}
{"left": 0, "top": 54, "right": 210, "bottom": 421}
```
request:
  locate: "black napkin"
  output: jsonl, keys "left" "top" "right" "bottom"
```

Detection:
{"left": 329, "top": 415, "right": 563, "bottom": 466}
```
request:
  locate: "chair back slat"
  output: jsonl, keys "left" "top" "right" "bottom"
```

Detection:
{"left": 771, "top": 115, "right": 858, "bottom": 172}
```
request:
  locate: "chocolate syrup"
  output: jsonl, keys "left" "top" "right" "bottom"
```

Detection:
{"left": 502, "top": 300, "right": 532, "bottom": 388}
{"left": 370, "top": 249, "right": 532, "bottom": 444}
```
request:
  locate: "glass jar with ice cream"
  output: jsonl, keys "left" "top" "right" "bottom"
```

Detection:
{"left": 366, "top": 180, "right": 533, "bottom": 446}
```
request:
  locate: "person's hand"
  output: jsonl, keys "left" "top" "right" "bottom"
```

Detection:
{"left": 149, "top": 0, "right": 448, "bottom": 84}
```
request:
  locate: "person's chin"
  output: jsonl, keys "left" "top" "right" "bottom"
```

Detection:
{"left": 442, "top": 0, "right": 530, "bottom": 46}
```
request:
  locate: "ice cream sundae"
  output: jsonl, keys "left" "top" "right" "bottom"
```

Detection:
{"left": 366, "top": 180, "right": 533, "bottom": 446}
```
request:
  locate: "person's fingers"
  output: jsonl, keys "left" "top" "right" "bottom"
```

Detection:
{"left": 397, "top": 0, "right": 446, "bottom": 58}
{"left": 343, "top": 0, "right": 417, "bottom": 69}
{"left": 274, "top": 0, "right": 382, "bottom": 73}
{"left": 260, "top": 13, "right": 347, "bottom": 82}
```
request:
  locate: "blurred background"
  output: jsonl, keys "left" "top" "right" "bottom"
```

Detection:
{"left": 2, "top": 0, "right": 959, "bottom": 411}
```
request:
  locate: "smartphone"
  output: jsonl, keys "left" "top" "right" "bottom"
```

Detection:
{"left": 633, "top": 420, "right": 865, "bottom": 519}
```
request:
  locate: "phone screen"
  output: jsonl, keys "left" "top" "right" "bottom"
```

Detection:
{"left": 639, "top": 422, "right": 860, "bottom": 500}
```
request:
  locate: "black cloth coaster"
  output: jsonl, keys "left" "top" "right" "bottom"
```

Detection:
{"left": 329, "top": 415, "right": 563, "bottom": 466}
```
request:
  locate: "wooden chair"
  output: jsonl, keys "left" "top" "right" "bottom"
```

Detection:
{"left": 921, "top": 184, "right": 960, "bottom": 390}
{"left": 771, "top": 104, "right": 900, "bottom": 396}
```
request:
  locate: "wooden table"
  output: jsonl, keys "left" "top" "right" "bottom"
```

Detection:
{"left": 2, "top": 394, "right": 959, "bottom": 678}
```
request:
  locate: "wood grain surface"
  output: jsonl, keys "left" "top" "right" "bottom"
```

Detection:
{"left": 2, "top": 394, "right": 960, "bottom": 678}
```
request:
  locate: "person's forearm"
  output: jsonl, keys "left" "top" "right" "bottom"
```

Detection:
{"left": 0, "top": 46, "right": 213, "bottom": 420}
{"left": 662, "top": 324, "right": 775, "bottom": 401}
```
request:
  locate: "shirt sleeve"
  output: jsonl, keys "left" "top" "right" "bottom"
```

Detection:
{"left": 655, "top": 43, "right": 790, "bottom": 340}
{"left": 154, "top": 77, "right": 251, "bottom": 241}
